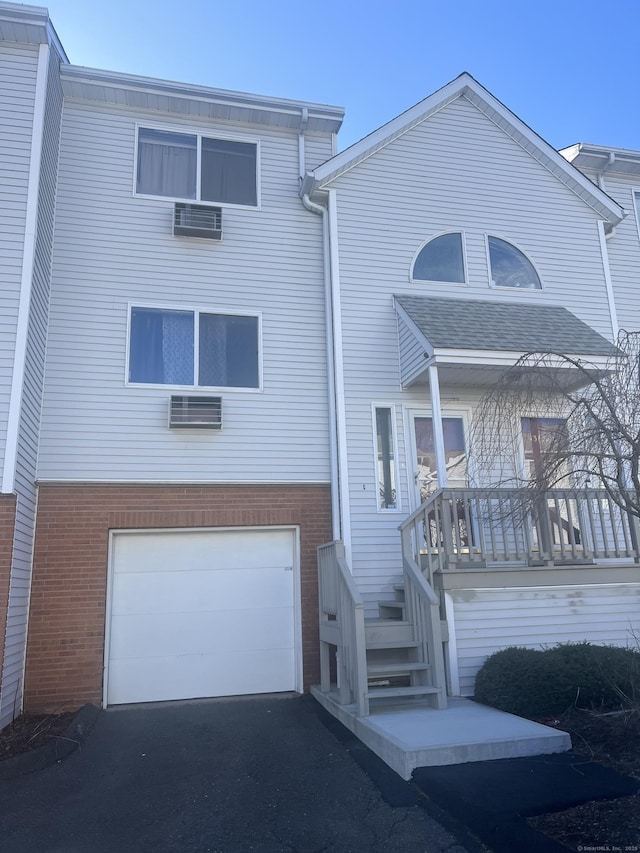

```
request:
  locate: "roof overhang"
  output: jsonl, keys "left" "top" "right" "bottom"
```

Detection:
{"left": 304, "top": 73, "right": 624, "bottom": 226}
{"left": 560, "top": 143, "right": 640, "bottom": 179}
{"left": 0, "top": 1, "right": 68, "bottom": 61}
{"left": 394, "top": 294, "right": 619, "bottom": 390}
{"left": 60, "top": 65, "right": 344, "bottom": 133}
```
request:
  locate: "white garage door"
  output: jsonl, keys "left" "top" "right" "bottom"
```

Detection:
{"left": 106, "top": 527, "right": 297, "bottom": 705}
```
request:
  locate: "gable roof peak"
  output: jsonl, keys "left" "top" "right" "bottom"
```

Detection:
{"left": 307, "top": 74, "right": 623, "bottom": 226}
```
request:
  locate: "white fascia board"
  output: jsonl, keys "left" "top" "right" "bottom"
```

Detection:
{"left": 311, "top": 74, "right": 470, "bottom": 188}
{"left": 60, "top": 66, "right": 344, "bottom": 133}
{"left": 432, "top": 348, "right": 613, "bottom": 369}
{"left": 309, "top": 73, "right": 624, "bottom": 225}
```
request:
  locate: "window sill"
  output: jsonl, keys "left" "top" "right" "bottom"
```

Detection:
{"left": 133, "top": 192, "right": 260, "bottom": 212}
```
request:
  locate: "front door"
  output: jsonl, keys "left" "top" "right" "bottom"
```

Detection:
{"left": 412, "top": 415, "right": 467, "bottom": 506}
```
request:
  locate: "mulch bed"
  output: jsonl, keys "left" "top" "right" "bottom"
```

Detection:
{"left": 528, "top": 707, "right": 640, "bottom": 850}
{"left": 0, "top": 712, "right": 75, "bottom": 761}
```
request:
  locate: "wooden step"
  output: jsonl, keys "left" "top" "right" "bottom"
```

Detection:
{"left": 367, "top": 662, "right": 431, "bottom": 676}
{"left": 365, "top": 619, "right": 414, "bottom": 645}
{"left": 366, "top": 685, "right": 441, "bottom": 699}
{"left": 378, "top": 600, "right": 405, "bottom": 611}
{"left": 365, "top": 639, "right": 421, "bottom": 650}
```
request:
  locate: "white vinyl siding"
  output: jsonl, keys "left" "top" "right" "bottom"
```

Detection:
{"left": 0, "top": 42, "right": 39, "bottom": 480}
{"left": 304, "top": 131, "right": 336, "bottom": 173}
{"left": 450, "top": 583, "right": 640, "bottom": 696}
{"left": 325, "top": 94, "right": 617, "bottom": 600}
{"left": 397, "top": 313, "right": 429, "bottom": 388}
{"left": 39, "top": 101, "right": 330, "bottom": 482}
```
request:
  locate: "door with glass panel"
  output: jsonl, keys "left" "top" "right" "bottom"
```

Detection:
{"left": 412, "top": 416, "right": 467, "bottom": 505}
{"left": 520, "top": 416, "right": 584, "bottom": 559}
{"left": 411, "top": 414, "right": 470, "bottom": 557}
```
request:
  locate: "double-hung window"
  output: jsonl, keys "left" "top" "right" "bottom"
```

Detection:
{"left": 136, "top": 128, "right": 258, "bottom": 207}
{"left": 128, "top": 307, "right": 260, "bottom": 389}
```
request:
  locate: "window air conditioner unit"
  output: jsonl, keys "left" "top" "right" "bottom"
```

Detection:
{"left": 173, "top": 203, "right": 222, "bottom": 239}
{"left": 169, "top": 396, "right": 222, "bottom": 430}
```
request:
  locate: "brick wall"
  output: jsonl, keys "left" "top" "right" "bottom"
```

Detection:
{"left": 0, "top": 494, "right": 17, "bottom": 707}
{"left": 25, "top": 483, "right": 332, "bottom": 713}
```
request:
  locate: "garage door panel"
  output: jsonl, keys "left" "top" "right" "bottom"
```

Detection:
{"left": 108, "top": 648, "right": 296, "bottom": 705}
{"left": 112, "top": 567, "right": 293, "bottom": 616}
{"left": 114, "top": 529, "right": 294, "bottom": 574}
{"left": 110, "top": 606, "right": 294, "bottom": 659}
{"left": 107, "top": 528, "right": 297, "bottom": 705}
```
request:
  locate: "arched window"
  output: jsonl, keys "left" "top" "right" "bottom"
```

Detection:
{"left": 488, "top": 237, "right": 541, "bottom": 289}
{"left": 412, "top": 233, "right": 465, "bottom": 283}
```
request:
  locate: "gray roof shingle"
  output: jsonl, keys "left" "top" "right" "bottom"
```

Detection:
{"left": 395, "top": 295, "right": 618, "bottom": 357}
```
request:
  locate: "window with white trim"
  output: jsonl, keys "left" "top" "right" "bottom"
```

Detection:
{"left": 412, "top": 233, "right": 465, "bottom": 283}
{"left": 136, "top": 128, "right": 258, "bottom": 207}
{"left": 488, "top": 236, "right": 541, "bottom": 289}
{"left": 128, "top": 307, "right": 260, "bottom": 389}
{"left": 374, "top": 407, "right": 398, "bottom": 510}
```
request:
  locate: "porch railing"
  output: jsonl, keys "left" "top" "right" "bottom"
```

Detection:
{"left": 317, "top": 541, "right": 368, "bottom": 715}
{"left": 400, "top": 487, "right": 640, "bottom": 583}
{"left": 399, "top": 529, "right": 448, "bottom": 710}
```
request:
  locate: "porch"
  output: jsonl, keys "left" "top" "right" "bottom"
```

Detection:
{"left": 313, "top": 486, "right": 640, "bottom": 776}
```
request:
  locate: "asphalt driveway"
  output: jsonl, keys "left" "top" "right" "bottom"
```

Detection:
{"left": 0, "top": 694, "right": 474, "bottom": 853}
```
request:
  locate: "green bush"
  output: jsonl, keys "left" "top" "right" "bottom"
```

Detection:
{"left": 474, "top": 646, "right": 573, "bottom": 717}
{"left": 474, "top": 642, "right": 640, "bottom": 717}
{"left": 546, "top": 642, "right": 639, "bottom": 710}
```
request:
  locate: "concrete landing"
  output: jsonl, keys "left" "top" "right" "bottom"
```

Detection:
{"left": 310, "top": 687, "right": 571, "bottom": 780}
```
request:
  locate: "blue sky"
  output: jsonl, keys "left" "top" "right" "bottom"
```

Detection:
{"left": 44, "top": 0, "right": 640, "bottom": 152}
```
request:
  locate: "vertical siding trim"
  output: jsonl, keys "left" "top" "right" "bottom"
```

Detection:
{"left": 598, "top": 220, "right": 619, "bottom": 339}
{"left": 2, "top": 42, "right": 50, "bottom": 495}
{"left": 328, "top": 189, "right": 352, "bottom": 561}
{"left": 444, "top": 591, "right": 460, "bottom": 695}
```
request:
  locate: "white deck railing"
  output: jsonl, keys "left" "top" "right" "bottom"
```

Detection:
{"left": 317, "top": 541, "right": 368, "bottom": 715}
{"left": 400, "top": 487, "right": 640, "bottom": 584}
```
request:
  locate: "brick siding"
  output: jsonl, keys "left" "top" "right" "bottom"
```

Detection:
{"left": 25, "top": 483, "right": 332, "bottom": 713}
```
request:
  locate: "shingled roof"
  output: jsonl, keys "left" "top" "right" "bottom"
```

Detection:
{"left": 394, "top": 295, "right": 619, "bottom": 357}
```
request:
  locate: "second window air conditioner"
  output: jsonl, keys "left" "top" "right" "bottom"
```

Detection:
{"left": 173, "top": 203, "right": 222, "bottom": 240}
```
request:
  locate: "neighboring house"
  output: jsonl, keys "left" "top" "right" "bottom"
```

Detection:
{"left": 0, "top": 1, "right": 343, "bottom": 725}
{"left": 1, "top": 2, "right": 639, "bottom": 729}
{"left": 560, "top": 143, "right": 640, "bottom": 336}
{"left": 0, "top": 3, "right": 66, "bottom": 729}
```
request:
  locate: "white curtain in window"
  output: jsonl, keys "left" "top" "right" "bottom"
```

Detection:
{"left": 137, "top": 130, "right": 197, "bottom": 199}
{"left": 162, "top": 312, "right": 194, "bottom": 385}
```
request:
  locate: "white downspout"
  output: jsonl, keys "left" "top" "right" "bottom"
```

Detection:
{"left": 428, "top": 364, "right": 448, "bottom": 488}
{"left": 596, "top": 152, "right": 615, "bottom": 191}
{"left": 299, "top": 109, "right": 341, "bottom": 542}
{"left": 597, "top": 220, "right": 619, "bottom": 340}
{"left": 326, "top": 189, "right": 352, "bottom": 560}
{"left": 298, "top": 107, "right": 308, "bottom": 180}
{"left": 302, "top": 192, "right": 341, "bottom": 542}
{"left": 2, "top": 42, "right": 50, "bottom": 494}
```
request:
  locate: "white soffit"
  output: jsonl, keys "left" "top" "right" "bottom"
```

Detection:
{"left": 60, "top": 66, "right": 344, "bottom": 133}
{"left": 0, "top": 2, "right": 68, "bottom": 61}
